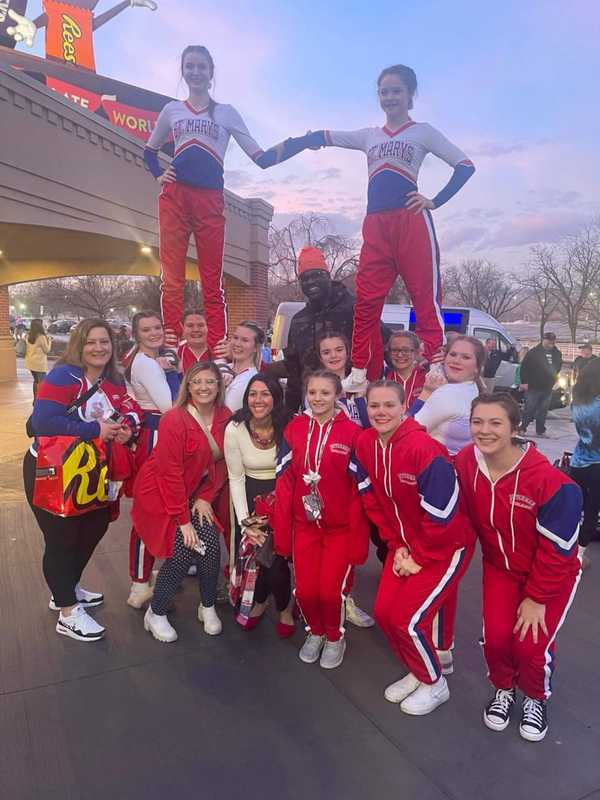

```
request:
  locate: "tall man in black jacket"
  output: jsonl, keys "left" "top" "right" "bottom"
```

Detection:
{"left": 519, "top": 332, "right": 562, "bottom": 437}
{"left": 268, "top": 246, "right": 387, "bottom": 414}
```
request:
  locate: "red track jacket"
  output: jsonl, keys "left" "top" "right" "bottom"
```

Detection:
{"left": 454, "top": 443, "right": 582, "bottom": 603}
{"left": 131, "top": 406, "right": 215, "bottom": 558}
{"left": 274, "top": 410, "right": 369, "bottom": 564}
{"left": 351, "top": 418, "right": 475, "bottom": 566}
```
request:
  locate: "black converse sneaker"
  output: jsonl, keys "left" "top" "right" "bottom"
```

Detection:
{"left": 519, "top": 697, "right": 548, "bottom": 742}
{"left": 483, "top": 688, "right": 516, "bottom": 731}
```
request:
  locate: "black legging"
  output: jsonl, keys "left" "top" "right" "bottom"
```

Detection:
{"left": 236, "top": 476, "right": 292, "bottom": 612}
{"left": 570, "top": 463, "right": 600, "bottom": 547}
{"left": 23, "top": 450, "right": 110, "bottom": 607}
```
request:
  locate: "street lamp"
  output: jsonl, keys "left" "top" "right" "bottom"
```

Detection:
{"left": 18, "top": 303, "right": 26, "bottom": 311}
{"left": 131, "top": 306, "right": 138, "bottom": 314}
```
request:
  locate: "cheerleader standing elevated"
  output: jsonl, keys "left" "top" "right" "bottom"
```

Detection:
{"left": 144, "top": 45, "right": 312, "bottom": 348}
{"left": 306, "top": 64, "right": 475, "bottom": 392}
{"left": 455, "top": 394, "right": 582, "bottom": 742}
{"left": 275, "top": 371, "right": 369, "bottom": 669}
{"left": 351, "top": 380, "right": 475, "bottom": 715}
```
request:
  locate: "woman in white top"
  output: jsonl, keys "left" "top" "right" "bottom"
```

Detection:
{"left": 224, "top": 321, "right": 264, "bottom": 412}
{"left": 408, "top": 334, "right": 484, "bottom": 674}
{"left": 412, "top": 336, "right": 484, "bottom": 456}
{"left": 224, "top": 373, "right": 294, "bottom": 636}
{"left": 24, "top": 318, "right": 52, "bottom": 402}
{"left": 124, "top": 311, "right": 181, "bottom": 608}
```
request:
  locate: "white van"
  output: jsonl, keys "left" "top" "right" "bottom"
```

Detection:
{"left": 270, "top": 303, "right": 520, "bottom": 389}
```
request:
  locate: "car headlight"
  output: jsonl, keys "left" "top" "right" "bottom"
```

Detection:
{"left": 558, "top": 376, "right": 567, "bottom": 388}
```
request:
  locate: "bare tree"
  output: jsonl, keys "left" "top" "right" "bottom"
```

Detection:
{"left": 442, "top": 259, "right": 524, "bottom": 319}
{"left": 516, "top": 268, "right": 560, "bottom": 341}
{"left": 528, "top": 220, "right": 600, "bottom": 343}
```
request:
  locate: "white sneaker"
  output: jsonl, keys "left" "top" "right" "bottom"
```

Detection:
{"left": 345, "top": 596, "right": 375, "bottom": 628}
{"left": 299, "top": 634, "right": 325, "bottom": 664}
{"left": 127, "top": 580, "right": 154, "bottom": 609}
{"left": 198, "top": 604, "right": 222, "bottom": 636}
{"left": 342, "top": 367, "right": 368, "bottom": 395}
{"left": 437, "top": 648, "right": 454, "bottom": 676}
{"left": 56, "top": 605, "right": 105, "bottom": 642}
{"left": 320, "top": 638, "right": 346, "bottom": 669}
{"left": 49, "top": 585, "right": 104, "bottom": 611}
{"left": 400, "top": 677, "right": 450, "bottom": 715}
{"left": 384, "top": 672, "right": 421, "bottom": 704}
{"left": 144, "top": 607, "right": 178, "bottom": 643}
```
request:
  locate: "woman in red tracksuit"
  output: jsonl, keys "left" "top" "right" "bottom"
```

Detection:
{"left": 455, "top": 393, "right": 582, "bottom": 742}
{"left": 274, "top": 370, "right": 369, "bottom": 670}
{"left": 351, "top": 379, "right": 475, "bottom": 715}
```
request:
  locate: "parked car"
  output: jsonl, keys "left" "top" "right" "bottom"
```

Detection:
{"left": 47, "top": 319, "right": 78, "bottom": 335}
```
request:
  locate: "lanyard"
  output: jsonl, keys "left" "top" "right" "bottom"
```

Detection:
{"left": 303, "top": 415, "right": 335, "bottom": 485}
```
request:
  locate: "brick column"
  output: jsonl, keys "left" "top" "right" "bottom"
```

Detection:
{"left": 248, "top": 199, "right": 273, "bottom": 329}
{"left": 0, "top": 285, "right": 17, "bottom": 382}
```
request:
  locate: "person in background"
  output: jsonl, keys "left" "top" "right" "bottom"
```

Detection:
{"left": 132, "top": 364, "right": 225, "bottom": 642}
{"left": 383, "top": 331, "right": 426, "bottom": 408}
{"left": 266, "top": 247, "right": 386, "bottom": 414}
{"left": 124, "top": 311, "right": 181, "bottom": 609}
{"left": 519, "top": 332, "right": 562, "bottom": 438}
{"left": 275, "top": 370, "right": 369, "bottom": 669}
{"left": 24, "top": 319, "right": 141, "bottom": 642}
{"left": 573, "top": 343, "right": 597, "bottom": 384}
{"left": 316, "top": 331, "right": 375, "bottom": 626}
{"left": 352, "top": 380, "right": 475, "bottom": 714}
{"left": 224, "top": 373, "right": 294, "bottom": 635}
{"left": 224, "top": 321, "right": 264, "bottom": 412}
{"left": 455, "top": 394, "right": 581, "bottom": 742}
{"left": 24, "top": 318, "right": 51, "bottom": 402}
{"left": 482, "top": 337, "right": 510, "bottom": 392}
{"left": 570, "top": 358, "right": 600, "bottom": 570}
{"left": 115, "top": 325, "right": 133, "bottom": 360}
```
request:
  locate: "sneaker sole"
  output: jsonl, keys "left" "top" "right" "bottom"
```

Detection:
{"left": 143, "top": 618, "right": 177, "bottom": 643}
{"left": 50, "top": 598, "right": 104, "bottom": 611}
{"left": 483, "top": 710, "right": 511, "bottom": 732}
{"left": 519, "top": 725, "right": 548, "bottom": 742}
{"left": 401, "top": 690, "right": 450, "bottom": 716}
{"left": 56, "top": 623, "right": 104, "bottom": 642}
{"left": 299, "top": 651, "right": 322, "bottom": 664}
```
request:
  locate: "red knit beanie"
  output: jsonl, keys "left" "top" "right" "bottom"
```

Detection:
{"left": 297, "top": 246, "right": 329, "bottom": 275}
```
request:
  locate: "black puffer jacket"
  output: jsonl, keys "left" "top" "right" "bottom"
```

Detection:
{"left": 267, "top": 282, "right": 387, "bottom": 413}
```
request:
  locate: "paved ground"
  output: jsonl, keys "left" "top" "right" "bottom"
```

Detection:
{"left": 1, "top": 370, "right": 598, "bottom": 800}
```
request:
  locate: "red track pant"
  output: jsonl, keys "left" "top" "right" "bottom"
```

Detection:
{"left": 432, "top": 588, "right": 458, "bottom": 652}
{"left": 159, "top": 182, "right": 226, "bottom": 349}
{"left": 293, "top": 523, "right": 353, "bottom": 642}
{"left": 482, "top": 561, "right": 580, "bottom": 700}
{"left": 374, "top": 545, "right": 473, "bottom": 684}
{"left": 129, "top": 424, "right": 158, "bottom": 583}
{"left": 353, "top": 208, "right": 444, "bottom": 366}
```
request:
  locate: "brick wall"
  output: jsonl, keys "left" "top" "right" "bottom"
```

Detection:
{"left": 0, "top": 285, "right": 17, "bottom": 381}
{"left": 225, "top": 266, "right": 269, "bottom": 332}
{"left": 0, "top": 286, "right": 10, "bottom": 336}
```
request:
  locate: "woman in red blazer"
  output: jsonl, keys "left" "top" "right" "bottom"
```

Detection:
{"left": 132, "top": 362, "right": 227, "bottom": 643}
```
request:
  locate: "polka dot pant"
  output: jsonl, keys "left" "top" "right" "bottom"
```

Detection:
{"left": 151, "top": 512, "right": 220, "bottom": 616}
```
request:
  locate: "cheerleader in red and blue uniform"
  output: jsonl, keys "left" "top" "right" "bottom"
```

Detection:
{"left": 351, "top": 380, "right": 475, "bottom": 715}
{"left": 144, "top": 45, "right": 314, "bottom": 348}
{"left": 275, "top": 370, "right": 369, "bottom": 669}
{"left": 455, "top": 394, "right": 581, "bottom": 742}
{"left": 305, "top": 64, "right": 475, "bottom": 392}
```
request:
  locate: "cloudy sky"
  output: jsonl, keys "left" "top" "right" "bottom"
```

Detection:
{"left": 22, "top": 0, "right": 600, "bottom": 270}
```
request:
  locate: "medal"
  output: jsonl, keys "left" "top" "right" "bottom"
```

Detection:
{"left": 301, "top": 416, "right": 334, "bottom": 523}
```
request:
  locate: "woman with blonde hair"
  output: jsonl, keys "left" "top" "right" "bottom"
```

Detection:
{"left": 132, "top": 361, "right": 227, "bottom": 642}
{"left": 224, "top": 321, "right": 265, "bottom": 412}
{"left": 24, "top": 318, "right": 52, "bottom": 402}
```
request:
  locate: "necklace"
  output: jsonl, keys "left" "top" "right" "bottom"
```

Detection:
{"left": 249, "top": 421, "right": 274, "bottom": 448}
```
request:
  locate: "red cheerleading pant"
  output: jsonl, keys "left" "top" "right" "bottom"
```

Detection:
{"left": 374, "top": 545, "right": 473, "bottom": 684}
{"left": 159, "top": 182, "right": 227, "bottom": 349}
{"left": 293, "top": 523, "right": 353, "bottom": 642}
{"left": 482, "top": 561, "right": 580, "bottom": 700}
{"left": 352, "top": 208, "right": 444, "bottom": 366}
